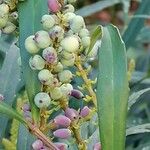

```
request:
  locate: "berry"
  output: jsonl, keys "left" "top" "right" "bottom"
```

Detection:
{"left": 61, "top": 56, "right": 75, "bottom": 67}
{"left": 41, "top": 15, "right": 55, "bottom": 30}
{"left": 61, "top": 36, "right": 79, "bottom": 52}
{"left": 65, "top": 108, "right": 78, "bottom": 120}
{"left": 79, "top": 28, "right": 90, "bottom": 37}
{"left": 61, "top": 51, "right": 75, "bottom": 60}
{"left": 63, "top": 12, "right": 75, "bottom": 24}
{"left": 29, "top": 55, "right": 45, "bottom": 70}
{"left": 70, "top": 15, "right": 85, "bottom": 33}
{"left": 38, "top": 69, "right": 53, "bottom": 85}
{"left": 0, "top": 14, "right": 8, "bottom": 29}
{"left": 54, "top": 143, "right": 68, "bottom": 150}
{"left": 67, "top": 0, "right": 77, "bottom": 4}
{"left": 94, "top": 142, "right": 101, "bottom": 150}
{"left": 70, "top": 89, "right": 84, "bottom": 99}
{"left": 58, "top": 70, "right": 73, "bottom": 83}
{"left": 0, "top": 94, "right": 4, "bottom": 101}
{"left": 63, "top": 4, "right": 75, "bottom": 13}
{"left": 32, "top": 140, "right": 44, "bottom": 150}
{"left": 60, "top": 83, "right": 73, "bottom": 97}
{"left": 81, "top": 36, "right": 91, "bottom": 48}
{"left": 0, "top": 4, "right": 9, "bottom": 14}
{"left": 53, "top": 62, "right": 63, "bottom": 73}
{"left": 80, "top": 106, "right": 91, "bottom": 117}
{"left": 25, "top": 35, "right": 40, "bottom": 54}
{"left": 42, "top": 47, "right": 57, "bottom": 64}
{"left": 34, "top": 92, "right": 51, "bottom": 108}
{"left": 34, "top": 30, "right": 51, "bottom": 49}
{"left": 53, "top": 128, "right": 71, "bottom": 139}
{"left": 50, "top": 87, "right": 63, "bottom": 100}
{"left": 47, "top": 0, "right": 61, "bottom": 13}
{"left": 54, "top": 115, "right": 71, "bottom": 127}
{"left": 2, "top": 22, "right": 16, "bottom": 34}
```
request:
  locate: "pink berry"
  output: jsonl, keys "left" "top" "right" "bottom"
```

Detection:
{"left": 94, "top": 142, "right": 101, "bottom": 150}
{"left": 54, "top": 115, "right": 71, "bottom": 127}
{"left": 80, "top": 106, "right": 91, "bottom": 118}
{"left": 47, "top": 0, "right": 61, "bottom": 13}
{"left": 54, "top": 143, "right": 68, "bottom": 150}
{"left": 22, "top": 104, "right": 31, "bottom": 112}
{"left": 53, "top": 128, "right": 71, "bottom": 139}
{"left": 70, "top": 89, "right": 84, "bottom": 99}
{"left": 65, "top": 108, "right": 78, "bottom": 120}
{"left": 32, "top": 140, "right": 44, "bottom": 150}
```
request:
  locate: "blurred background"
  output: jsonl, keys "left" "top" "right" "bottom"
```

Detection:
{"left": 75, "top": 0, "right": 150, "bottom": 149}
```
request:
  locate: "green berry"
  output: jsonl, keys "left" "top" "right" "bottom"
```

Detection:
{"left": 81, "top": 36, "right": 91, "bottom": 48}
{"left": 61, "top": 57, "right": 75, "bottom": 67}
{"left": 53, "top": 62, "right": 63, "bottom": 73}
{"left": 2, "top": 22, "right": 16, "bottom": 34}
{"left": 79, "top": 28, "right": 90, "bottom": 37}
{"left": 50, "top": 87, "right": 63, "bottom": 100}
{"left": 41, "top": 15, "right": 55, "bottom": 30}
{"left": 38, "top": 69, "right": 53, "bottom": 85}
{"left": 58, "top": 70, "right": 73, "bottom": 83}
{"left": 29, "top": 55, "right": 45, "bottom": 70}
{"left": 25, "top": 35, "right": 40, "bottom": 54}
{"left": 70, "top": 15, "right": 85, "bottom": 33}
{"left": 61, "top": 36, "right": 79, "bottom": 52}
{"left": 61, "top": 51, "right": 75, "bottom": 60}
{"left": 34, "top": 30, "right": 52, "bottom": 49}
{"left": 34, "top": 92, "right": 51, "bottom": 108}
{"left": 0, "top": 14, "right": 8, "bottom": 29}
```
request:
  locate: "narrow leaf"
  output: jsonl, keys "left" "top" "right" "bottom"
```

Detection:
{"left": 97, "top": 25, "right": 129, "bottom": 150}
{"left": 18, "top": 0, "right": 47, "bottom": 123}
{"left": 87, "top": 26, "right": 102, "bottom": 55}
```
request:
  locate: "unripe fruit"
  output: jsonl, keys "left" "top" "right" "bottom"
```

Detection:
{"left": 49, "top": 25, "right": 64, "bottom": 41}
{"left": 67, "top": 0, "right": 77, "bottom": 4}
{"left": 34, "top": 30, "right": 51, "bottom": 49}
{"left": 60, "top": 83, "right": 73, "bottom": 97}
{"left": 34, "top": 92, "right": 51, "bottom": 108}
{"left": 61, "top": 57, "right": 75, "bottom": 67}
{"left": 42, "top": 47, "right": 57, "bottom": 64}
{"left": 10, "top": 11, "right": 18, "bottom": 20}
{"left": 70, "top": 89, "right": 84, "bottom": 99}
{"left": 81, "top": 36, "right": 91, "bottom": 48}
{"left": 61, "top": 36, "right": 79, "bottom": 52}
{"left": 54, "top": 115, "right": 71, "bottom": 127}
{"left": 65, "top": 29, "right": 74, "bottom": 36}
{"left": 80, "top": 106, "right": 91, "bottom": 117}
{"left": 48, "top": 0, "right": 61, "bottom": 13}
{"left": 63, "top": 12, "right": 75, "bottom": 24}
{"left": 53, "top": 128, "right": 71, "bottom": 139}
{"left": 29, "top": 55, "right": 45, "bottom": 70}
{"left": 79, "top": 28, "right": 90, "bottom": 37}
{"left": 2, "top": 22, "right": 16, "bottom": 34}
{"left": 70, "top": 15, "right": 85, "bottom": 33}
{"left": 50, "top": 87, "right": 63, "bottom": 100}
{"left": 61, "top": 51, "right": 75, "bottom": 60}
{"left": 0, "top": 94, "right": 4, "bottom": 101}
{"left": 53, "top": 62, "right": 63, "bottom": 73}
{"left": 32, "top": 140, "right": 44, "bottom": 150}
{"left": 0, "top": 4, "right": 9, "bottom": 14}
{"left": 94, "top": 142, "right": 101, "bottom": 150}
{"left": 63, "top": 4, "right": 75, "bottom": 13}
{"left": 38, "top": 69, "right": 53, "bottom": 85}
{"left": 54, "top": 143, "right": 68, "bottom": 150}
{"left": 25, "top": 35, "right": 40, "bottom": 54}
{"left": 41, "top": 15, "right": 55, "bottom": 30}
{"left": 0, "top": 14, "right": 8, "bottom": 29}
{"left": 58, "top": 70, "right": 73, "bottom": 83}
{"left": 65, "top": 108, "right": 78, "bottom": 120}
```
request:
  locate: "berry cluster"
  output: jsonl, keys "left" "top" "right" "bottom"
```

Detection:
{"left": 0, "top": 2, "right": 17, "bottom": 34}
{"left": 25, "top": 0, "right": 101, "bottom": 149}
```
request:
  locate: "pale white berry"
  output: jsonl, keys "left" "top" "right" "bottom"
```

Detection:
{"left": 53, "top": 62, "right": 63, "bottom": 73}
{"left": 42, "top": 47, "right": 57, "bottom": 64}
{"left": 25, "top": 35, "right": 40, "bottom": 54}
{"left": 60, "top": 83, "right": 73, "bottom": 97}
{"left": 61, "top": 36, "right": 79, "bottom": 52}
{"left": 81, "top": 36, "right": 91, "bottom": 48}
{"left": 61, "top": 57, "right": 75, "bottom": 67}
{"left": 34, "top": 30, "right": 51, "bottom": 49}
{"left": 58, "top": 70, "right": 73, "bottom": 83}
{"left": 34, "top": 92, "right": 51, "bottom": 108}
{"left": 38, "top": 69, "right": 53, "bottom": 85}
{"left": 79, "top": 28, "right": 90, "bottom": 37}
{"left": 29, "top": 55, "right": 45, "bottom": 70}
{"left": 63, "top": 4, "right": 75, "bottom": 13}
{"left": 70, "top": 15, "right": 85, "bottom": 33}
{"left": 61, "top": 51, "right": 75, "bottom": 60}
{"left": 50, "top": 87, "right": 63, "bottom": 100}
{"left": 0, "top": 14, "right": 8, "bottom": 29}
{"left": 0, "top": 4, "right": 9, "bottom": 14}
{"left": 2, "top": 22, "right": 16, "bottom": 34}
{"left": 41, "top": 15, "right": 55, "bottom": 30}
{"left": 63, "top": 12, "right": 75, "bottom": 24}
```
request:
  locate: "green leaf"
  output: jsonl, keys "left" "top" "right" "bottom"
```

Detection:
{"left": 0, "top": 102, "right": 26, "bottom": 125}
{"left": 97, "top": 24, "right": 129, "bottom": 150}
{"left": 126, "top": 124, "right": 150, "bottom": 136}
{"left": 123, "top": 0, "right": 150, "bottom": 49}
{"left": 18, "top": 0, "right": 47, "bottom": 123}
{"left": 128, "top": 88, "right": 150, "bottom": 111}
{"left": 87, "top": 26, "right": 102, "bottom": 55}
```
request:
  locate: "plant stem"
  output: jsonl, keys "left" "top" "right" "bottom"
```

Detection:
{"left": 27, "top": 122, "right": 59, "bottom": 150}
{"left": 75, "top": 55, "right": 97, "bottom": 107}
